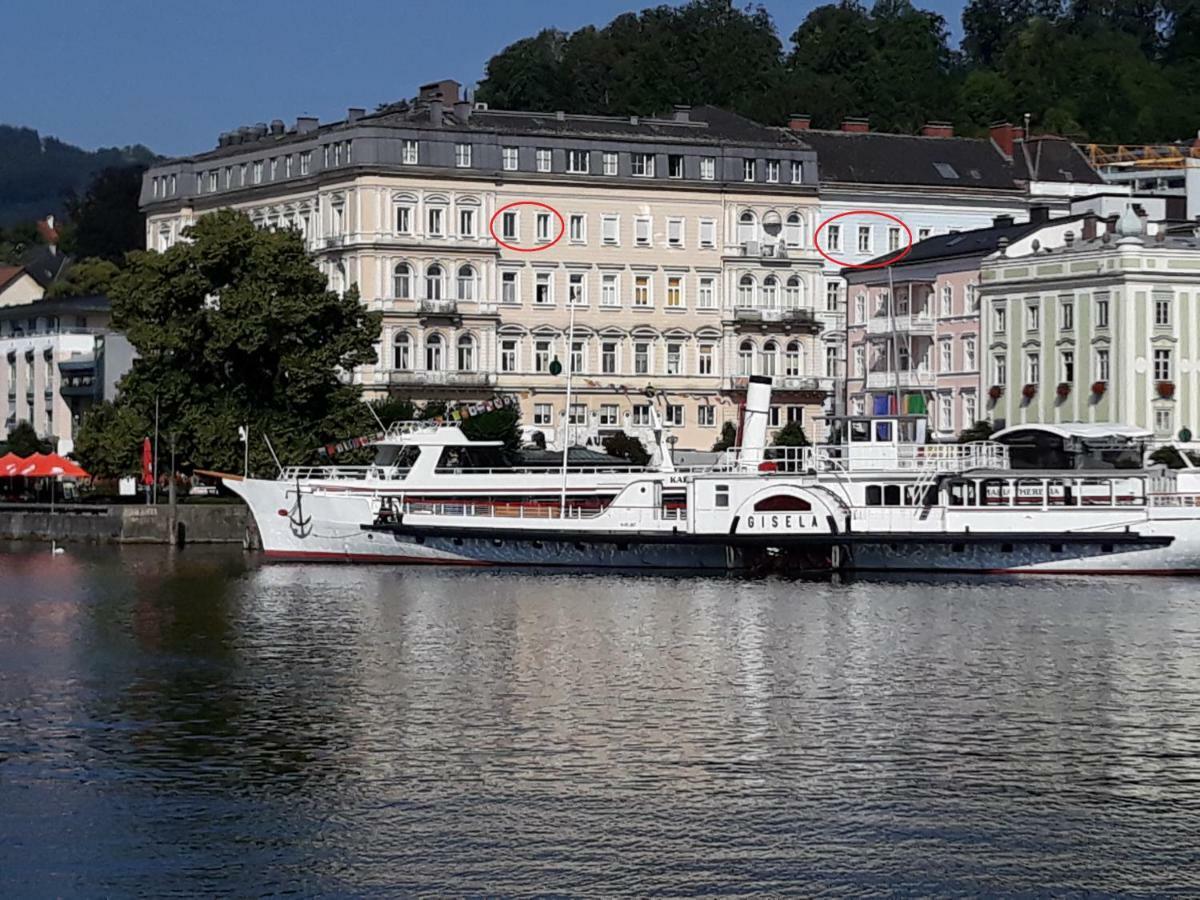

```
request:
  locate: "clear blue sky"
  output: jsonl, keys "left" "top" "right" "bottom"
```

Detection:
{"left": 3, "top": 0, "right": 966, "bottom": 157}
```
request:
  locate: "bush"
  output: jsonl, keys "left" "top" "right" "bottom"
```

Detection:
{"left": 602, "top": 431, "right": 651, "bottom": 466}
{"left": 771, "top": 421, "right": 810, "bottom": 447}
{"left": 711, "top": 421, "right": 737, "bottom": 452}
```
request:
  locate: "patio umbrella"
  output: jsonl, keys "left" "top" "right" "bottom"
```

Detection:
{"left": 0, "top": 452, "right": 22, "bottom": 476}
{"left": 20, "top": 452, "right": 89, "bottom": 479}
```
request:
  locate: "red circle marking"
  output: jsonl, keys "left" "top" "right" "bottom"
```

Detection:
{"left": 488, "top": 200, "right": 566, "bottom": 252}
{"left": 813, "top": 209, "right": 913, "bottom": 270}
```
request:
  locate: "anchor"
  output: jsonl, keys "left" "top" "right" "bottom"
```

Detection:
{"left": 288, "top": 480, "right": 313, "bottom": 538}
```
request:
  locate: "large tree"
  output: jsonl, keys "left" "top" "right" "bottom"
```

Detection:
{"left": 73, "top": 210, "right": 381, "bottom": 478}
{"left": 60, "top": 165, "right": 147, "bottom": 263}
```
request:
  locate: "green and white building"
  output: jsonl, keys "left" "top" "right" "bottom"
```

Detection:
{"left": 981, "top": 209, "right": 1200, "bottom": 440}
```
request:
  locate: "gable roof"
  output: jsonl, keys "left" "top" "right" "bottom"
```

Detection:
{"left": 0, "top": 266, "right": 22, "bottom": 291}
{"left": 792, "top": 129, "right": 1019, "bottom": 190}
{"left": 1015, "top": 136, "right": 1105, "bottom": 184}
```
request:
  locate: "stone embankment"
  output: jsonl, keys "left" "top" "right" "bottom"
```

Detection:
{"left": 0, "top": 502, "right": 261, "bottom": 548}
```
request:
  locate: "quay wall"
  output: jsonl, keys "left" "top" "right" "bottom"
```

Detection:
{"left": 0, "top": 503, "right": 260, "bottom": 547}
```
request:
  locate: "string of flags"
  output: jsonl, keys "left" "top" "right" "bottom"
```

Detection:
{"left": 316, "top": 393, "right": 521, "bottom": 458}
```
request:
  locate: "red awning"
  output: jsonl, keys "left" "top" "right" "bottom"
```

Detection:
{"left": 16, "top": 453, "right": 89, "bottom": 478}
{"left": 0, "top": 452, "right": 22, "bottom": 476}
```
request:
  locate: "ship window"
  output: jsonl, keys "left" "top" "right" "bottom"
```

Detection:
{"left": 1102, "top": 543, "right": 1114, "bottom": 553}
{"left": 951, "top": 543, "right": 965, "bottom": 553}
{"left": 1050, "top": 543, "right": 1064, "bottom": 553}
{"left": 850, "top": 420, "right": 871, "bottom": 443}
{"left": 715, "top": 485, "right": 729, "bottom": 508}
{"left": 884, "top": 485, "right": 901, "bottom": 506}
{"left": 875, "top": 421, "right": 893, "bottom": 442}
{"left": 866, "top": 485, "right": 882, "bottom": 506}
{"left": 1000, "top": 543, "right": 1014, "bottom": 553}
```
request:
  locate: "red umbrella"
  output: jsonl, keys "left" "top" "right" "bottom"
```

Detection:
{"left": 0, "top": 452, "right": 22, "bottom": 476}
{"left": 18, "top": 453, "right": 89, "bottom": 479}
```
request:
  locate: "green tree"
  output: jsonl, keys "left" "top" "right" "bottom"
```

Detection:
{"left": 602, "top": 431, "right": 651, "bottom": 466}
{"left": 771, "top": 421, "right": 810, "bottom": 446}
{"left": 72, "top": 209, "right": 381, "bottom": 477}
{"left": 45, "top": 257, "right": 120, "bottom": 299}
{"left": 712, "top": 421, "right": 737, "bottom": 451}
{"left": 68, "top": 402, "right": 149, "bottom": 478}
{"left": 1, "top": 421, "right": 53, "bottom": 456}
{"left": 60, "top": 165, "right": 147, "bottom": 263}
{"left": 957, "top": 420, "right": 997, "bottom": 443}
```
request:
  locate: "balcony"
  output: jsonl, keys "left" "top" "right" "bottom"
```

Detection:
{"left": 865, "top": 312, "right": 936, "bottom": 337}
{"left": 382, "top": 370, "right": 496, "bottom": 389}
{"left": 723, "top": 375, "right": 835, "bottom": 393}
{"left": 731, "top": 307, "right": 822, "bottom": 333}
{"left": 866, "top": 369, "right": 935, "bottom": 390}
{"left": 733, "top": 240, "right": 792, "bottom": 261}
{"left": 416, "top": 298, "right": 459, "bottom": 317}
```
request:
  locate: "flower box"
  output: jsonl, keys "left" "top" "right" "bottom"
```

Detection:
{"left": 988, "top": 385, "right": 1003, "bottom": 400}
{"left": 1056, "top": 382, "right": 1071, "bottom": 398}
{"left": 1157, "top": 381, "right": 1175, "bottom": 399}
{"left": 1021, "top": 383, "right": 1037, "bottom": 399}
{"left": 1091, "top": 380, "right": 1106, "bottom": 396}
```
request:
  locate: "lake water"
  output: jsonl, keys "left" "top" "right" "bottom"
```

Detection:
{"left": 1, "top": 543, "right": 1199, "bottom": 897}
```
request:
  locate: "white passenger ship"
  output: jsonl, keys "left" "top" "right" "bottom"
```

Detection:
{"left": 222, "top": 376, "right": 1200, "bottom": 574}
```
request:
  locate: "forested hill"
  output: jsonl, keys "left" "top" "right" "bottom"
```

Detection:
{"left": 0, "top": 125, "right": 156, "bottom": 227}
{"left": 476, "top": 0, "right": 1200, "bottom": 144}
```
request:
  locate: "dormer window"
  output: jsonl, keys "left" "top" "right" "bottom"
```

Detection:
{"left": 567, "top": 150, "right": 590, "bottom": 174}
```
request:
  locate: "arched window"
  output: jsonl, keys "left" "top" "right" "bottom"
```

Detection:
{"left": 393, "top": 332, "right": 411, "bottom": 370}
{"left": 393, "top": 262, "right": 411, "bottom": 299}
{"left": 738, "top": 340, "right": 755, "bottom": 376}
{"left": 425, "top": 264, "right": 444, "bottom": 300}
{"left": 762, "top": 276, "right": 779, "bottom": 310}
{"left": 737, "top": 274, "right": 756, "bottom": 308}
{"left": 425, "top": 333, "right": 444, "bottom": 370}
{"left": 785, "top": 212, "right": 804, "bottom": 248}
{"left": 785, "top": 275, "right": 802, "bottom": 308}
{"left": 457, "top": 334, "right": 475, "bottom": 371}
{"left": 737, "top": 211, "right": 757, "bottom": 244}
{"left": 761, "top": 340, "right": 778, "bottom": 377}
{"left": 785, "top": 341, "right": 802, "bottom": 377}
{"left": 457, "top": 265, "right": 476, "bottom": 301}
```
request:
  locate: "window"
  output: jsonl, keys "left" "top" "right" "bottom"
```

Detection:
{"left": 331, "top": 203, "right": 345, "bottom": 235}
{"left": 1061, "top": 349, "right": 1074, "bottom": 382}
{"left": 827, "top": 224, "right": 841, "bottom": 250}
{"left": 395, "top": 204, "right": 412, "bottom": 234}
{"left": 1096, "top": 348, "right": 1110, "bottom": 382}
{"left": 785, "top": 276, "right": 801, "bottom": 308}
{"left": 762, "top": 276, "right": 779, "bottom": 310}
{"left": 1156, "top": 407, "right": 1173, "bottom": 434}
{"left": 826, "top": 282, "right": 840, "bottom": 312}
{"left": 534, "top": 403, "right": 553, "bottom": 425}
{"left": 1026, "top": 301, "right": 1039, "bottom": 331}
{"left": 631, "top": 153, "right": 654, "bottom": 177}
{"left": 425, "top": 333, "right": 444, "bottom": 370}
{"left": 632, "top": 405, "right": 651, "bottom": 427}
{"left": 918, "top": 227, "right": 931, "bottom": 240}
{"left": 297, "top": 152, "right": 311, "bottom": 176}
{"left": 1026, "top": 351, "right": 1040, "bottom": 385}
{"left": 603, "top": 152, "right": 618, "bottom": 176}
{"left": 766, "top": 160, "right": 779, "bottom": 183}
{"left": 224, "top": 166, "right": 233, "bottom": 188}
{"left": 698, "top": 277, "right": 715, "bottom": 309}
{"left": 600, "top": 404, "right": 619, "bottom": 427}
{"left": 667, "top": 218, "right": 683, "bottom": 247}
{"left": 941, "top": 285, "right": 953, "bottom": 317}
{"left": 666, "top": 276, "right": 683, "bottom": 308}
{"left": 760, "top": 341, "right": 778, "bottom": 376}
{"left": 1154, "top": 348, "right": 1172, "bottom": 381}
{"left": 963, "top": 393, "right": 977, "bottom": 426}
{"left": 457, "top": 265, "right": 476, "bottom": 300}
{"left": 425, "top": 264, "right": 444, "bottom": 300}
{"left": 393, "top": 262, "right": 412, "bottom": 299}
{"left": 634, "top": 216, "right": 651, "bottom": 247}
{"left": 535, "top": 212, "right": 551, "bottom": 242}
{"left": 500, "top": 339, "right": 517, "bottom": 373}
{"left": 700, "top": 157, "right": 715, "bottom": 180}
{"left": 536, "top": 148, "right": 551, "bottom": 172}
{"left": 964, "top": 338, "right": 976, "bottom": 371}
{"left": 994, "top": 353, "right": 1007, "bottom": 385}
{"left": 666, "top": 342, "right": 682, "bottom": 375}
{"left": 427, "top": 206, "right": 445, "bottom": 236}
{"left": 269, "top": 158, "right": 279, "bottom": 179}
{"left": 501, "top": 211, "right": 518, "bottom": 241}
{"left": 887, "top": 227, "right": 901, "bottom": 252}
{"left": 738, "top": 341, "right": 754, "bottom": 376}
{"left": 1061, "top": 300, "right": 1074, "bottom": 330}
{"left": 698, "top": 343, "right": 714, "bottom": 375}
{"left": 402, "top": 140, "right": 419, "bottom": 165}
{"left": 502, "top": 146, "right": 518, "bottom": 170}
{"left": 454, "top": 144, "right": 471, "bottom": 168}
{"left": 668, "top": 155, "right": 684, "bottom": 178}
{"left": 634, "top": 341, "right": 651, "bottom": 374}
{"left": 742, "top": 159, "right": 756, "bottom": 181}
{"left": 1096, "top": 296, "right": 1109, "bottom": 328}
{"left": 501, "top": 271, "right": 518, "bottom": 304}
{"left": 785, "top": 341, "right": 801, "bottom": 377}
{"left": 601, "top": 341, "right": 618, "bottom": 374}
{"left": 567, "top": 149, "right": 589, "bottom": 174}
{"left": 785, "top": 213, "right": 803, "bottom": 248}
{"left": 457, "top": 335, "right": 475, "bottom": 371}
{"left": 699, "top": 405, "right": 716, "bottom": 427}
{"left": 699, "top": 219, "right": 716, "bottom": 249}
{"left": 940, "top": 340, "right": 953, "bottom": 373}
{"left": 535, "top": 272, "right": 552, "bottom": 305}
{"left": 738, "top": 275, "right": 755, "bottom": 307}
{"left": 854, "top": 294, "right": 866, "bottom": 323}
{"left": 634, "top": 275, "right": 650, "bottom": 307}
{"left": 601, "top": 215, "right": 619, "bottom": 245}
{"left": 168, "top": 174, "right": 176, "bottom": 194}
{"left": 940, "top": 394, "right": 953, "bottom": 432}
{"left": 568, "top": 272, "right": 585, "bottom": 306}
{"left": 601, "top": 273, "right": 618, "bottom": 307}
{"left": 826, "top": 346, "right": 838, "bottom": 378}
{"left": 790, "top": 160, "right": 803, "bottom": 183}
{"left": 666, "top": 405, "right": 684, "bottom": 426}
{"left": 857, "top": 225, "right": 871, "bottom": 253}
{"left": 1155, "top": 296, "right": 1172, "bottom": 327}
{"left": 393, "top": 332, "right": 411, "bottom": 369}
{"left": 737, "top": 211, "right": 757, "bottom": 244}
{"left": 570, "top": 341, "right": 584, "bottom": 374}
{"left": 534, "top": 340, "right": 552, "bottom": 372}
{"left": 994, "top": 305, "right": 1007, "bottom": 333}
{"left": 459, "top": 208, "right": 476, "bottom": 238}
{"left": 209, "top": 171, "right": 219, "bottom": 191}
{"left": 569, "top": 214, "right": 586, "bottom": 243}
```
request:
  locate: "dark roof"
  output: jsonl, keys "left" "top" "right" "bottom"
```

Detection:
{"left": 19, "top": 245, "right": 70, "bottom": 288}
{"left": 517, "top": 447, "right": 639, "bottom": 468}
{"left": 793, "top": 129, "right": 1019, "bottom": 190}
{"left": 0, "top": 265, "right": 23, "bottom": 290}
{"left": 1015, "top": 136, "right": 1105, "bottom": 184}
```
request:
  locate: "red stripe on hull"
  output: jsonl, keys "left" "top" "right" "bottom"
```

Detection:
{"left": 262, "top": 549, "right": 490, "bottom": 566}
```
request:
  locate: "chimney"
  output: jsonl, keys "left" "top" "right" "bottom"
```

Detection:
{"left": 429, "top": 100, "right": 443, "bottom": 127}
{"left": 841, "top": 116, "right": 869, "bottom": 133}
{"left": 217, "top": 132, "right": 230, "bottom": 148}
{"left": 787, "top": 114, "right": 811, "bottom": 131}
{"left": 1029, "top": 204, "right": 1050, "bottom": 224}
{"left": 453, "top": 100, "right": 471, "bottom": 124}
{"left": 990, "top": 121, "right": 1017, "bottom": 159}
{"left": 673, "top": 105, "right": 691, "bottom": 122}
{"left": 920, "top": 122, "right": 953, "bottom": 138}
{"left": 296, "top": 116, "right": 318, "bottom": 135}
{"left": 993, "top": 214, "right": 1015, "bottom": 228}
{"left": 347, "top": 107, "right": 365, "bottom": 124}
{"left": 253, "top": 122, "right": 268, "bottom": 139}
{"left": 418, "top": 79, "right": 461, "bottom": 104}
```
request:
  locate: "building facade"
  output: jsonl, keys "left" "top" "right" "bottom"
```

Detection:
{"left": 981, "top": 209, "right": 1200, "bottom": 439}
{"left": 141, "top": 82, "right": 830, "bottom": 451}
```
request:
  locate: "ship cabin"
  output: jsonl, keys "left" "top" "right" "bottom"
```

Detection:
{"left": 990, "top": 423, "right": 1151, "bottom": 470}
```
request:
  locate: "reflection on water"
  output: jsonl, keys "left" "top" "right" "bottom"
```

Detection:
{"left": 1, "top": 543, "right": 1199, "bottom": 895}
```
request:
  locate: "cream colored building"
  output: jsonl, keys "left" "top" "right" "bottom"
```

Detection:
{"left": 141, "top": 80, "right": 829, "bottom": 450}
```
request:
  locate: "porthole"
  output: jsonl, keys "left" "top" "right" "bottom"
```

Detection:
{"left": 1000, "top": 543, "right": 1014, "bottom": 553}
{"left": 1102, "top": 543, "right": 1114, "bottom": 553}
{"left": 1050, "top": 543, "right": 1063, "bottom": 553}
{"left": 951, "top": 543, "right": 965, "bottom": 553}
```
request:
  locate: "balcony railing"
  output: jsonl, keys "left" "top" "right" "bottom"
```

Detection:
{"left": 865, "top": 312, "right": 936, "bottom": 336}
{"left": 723, "top": 375, "right": 836, "bottom": 393}
{"left": 732, "top": 307, "right": 821, "bottom": 330}
{"left": 416, "top": 298, "right": 459, "bottom": 316}
{"left": 383, "top": 370, "right": 496, "bottom": 388}
{"left": 866, "top": 369, "right": 935, "bottom": 389}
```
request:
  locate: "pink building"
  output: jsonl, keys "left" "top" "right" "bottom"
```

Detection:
{"left": 843, "top": 212, "right": 1089, "bottom": 439}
